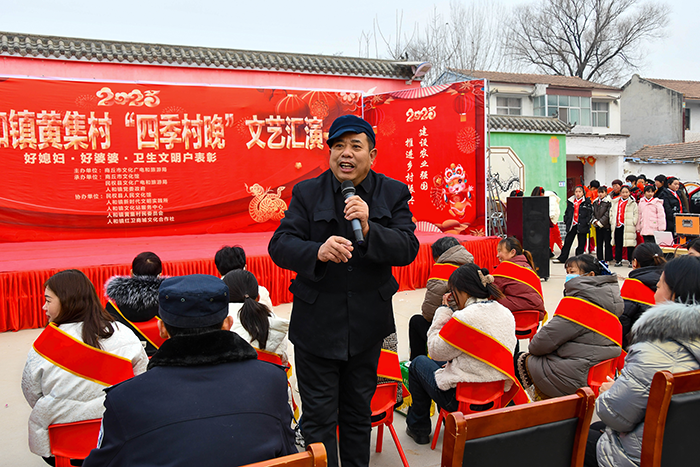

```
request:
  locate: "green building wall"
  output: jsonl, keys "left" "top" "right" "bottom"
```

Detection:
{"left": 490, "top": 132, "right": 567, "bottom": 220}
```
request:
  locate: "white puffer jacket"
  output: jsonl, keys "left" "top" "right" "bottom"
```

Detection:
{"left": 22, "top": 322, "right": 148, "bottom": 457}
{"left": 427, "top": 298, "right": 516, "bottom": 391}
{"left": 596, "top": 302, "right": 700, "bottom": 467}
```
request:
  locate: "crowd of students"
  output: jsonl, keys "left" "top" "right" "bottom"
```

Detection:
{"left": 557, "top": 173, "right": 689, "bottom": 267}
{"left": 20, "top": 233, "right": 700, "bottom": 467}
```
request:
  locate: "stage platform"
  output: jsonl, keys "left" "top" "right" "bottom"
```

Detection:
{"left": 0, "top": 232, "right": 500, "bottom": 332}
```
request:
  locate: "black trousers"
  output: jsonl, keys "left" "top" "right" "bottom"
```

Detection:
{"left": 643, "top": 235, "right": 656, "bottom": 243}
{"left": 408, "top": 314, "right": 431, "bottom": 361}
{"left": 558, "top": 227, "right": 587, "bottom": 261}
{"left": 614, "top": 227, "right": 635, "bottom": 262}
{"left": 584, "top": 421, "right": 606, "bottom": 467}
{"left": 295, "top": 341, "right": 382, "bottom": 467}
{"left": 594, "top": 226, "right": 613, "bottom": 262}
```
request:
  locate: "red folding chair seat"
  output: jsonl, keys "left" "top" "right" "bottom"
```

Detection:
{"left": 512, "top": 310, "right": 541, "bottom": 342}
{"left": 370, "top": 383, "right": 409, "bottom": 467}
{"left": 48, "top": 419, "right": 102, "bottom": 467}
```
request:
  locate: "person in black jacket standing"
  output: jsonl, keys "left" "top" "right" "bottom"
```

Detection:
{"left": 268, "top": 115, "right": 419, "bottom": 467}
{"left": 556, "top": 186, "right": 593, "bottom": 262}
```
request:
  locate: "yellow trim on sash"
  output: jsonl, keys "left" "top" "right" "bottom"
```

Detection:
{"left": 439, "top": 317, "right": 514, "bottom": 377}
{"left": 492, "top": 261, "right": 543, "bottom": 298}
{"left": 555, "top": 297, "right": 621, "bottom": 346}
{"left": 109, "top": 300, "right": 162, "bottom": 349}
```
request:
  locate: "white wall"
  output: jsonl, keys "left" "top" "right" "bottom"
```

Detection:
{"left": 686, "top": 101, "right": 700, "bottom": 142}
{"left": 624, "top": 161, "right": 700, "bottom": 184}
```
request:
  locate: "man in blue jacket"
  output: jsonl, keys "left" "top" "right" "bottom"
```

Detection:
{"left": 83, "top": 274, "right": 296, "bottom": 467}
{"left": 268, "top": 115, "right": 419, "bottom": 467}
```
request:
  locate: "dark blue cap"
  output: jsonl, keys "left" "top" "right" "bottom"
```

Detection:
{"left": 327, "top": 115, "right": 376, "bottom": 147}
{"left": 158, "top": 274, "right": 229, "bottom": 328}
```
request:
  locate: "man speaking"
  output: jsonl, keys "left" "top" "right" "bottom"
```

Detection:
{"left": 269, "top": 115, "right": 419, "bottom": 467}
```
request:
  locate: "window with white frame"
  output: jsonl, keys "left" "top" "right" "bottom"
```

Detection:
{"left": 496, "top": 97, "right": 522, "bottom": 115}
{"left": 546, "top": 95, "right": 591, "bottom": 125}
{"left": 592, "top": 102, "right": 609, "bottom": 127}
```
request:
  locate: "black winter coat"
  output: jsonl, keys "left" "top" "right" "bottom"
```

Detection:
{"left": 268, "top": 170, "right": 419, "bottom": 360}
{"left": 619, "top": 265, "right": 663, "bottom": 349}
{"left": 82, "top": 331, "right": 296, "bottom": 467}
{"left": 656, "top": 187, "right": 680, "bottom": 232}
{"left": 563, "top": 196, "right": 593, "bottom": 234}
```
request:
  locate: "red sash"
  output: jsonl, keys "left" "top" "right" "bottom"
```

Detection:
{"left": 573, "top": 197, "right": 583, "bottom": 224}
{"left": 492, "top": 261, "right": 543, "bottom": 298}
{"left": 377, "top": 349, "right": 402, "bottom": 382}
{"left": 616, "top": 199, "right": 628, "bottom": 228}
{"left": 554, "top": 297, "right": 622, "bottom": 347}
{"left": 109, "top": 300, "right": 166, "bottom": 349}
{"left": 671, "top": 191, "right": 682, "bottom": 212}
{"left": 439, "top": 317, "right": 529, "bottom": 405}
{"left": 33, "top": 323, "right": 134, "bottom": 386}
{"left": 429, "top": 263, "right": 459, "bottom": 282}
{"left": 620, "top": 278, "right": 656, "bottom": 307}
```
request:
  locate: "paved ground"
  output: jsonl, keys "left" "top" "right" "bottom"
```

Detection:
{"left": 0, "top": 253, "right": 630, "bottom": 467}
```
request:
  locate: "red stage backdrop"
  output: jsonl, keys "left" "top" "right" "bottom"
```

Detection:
{"left": 0, "top": 78, "right": 485, "bottom": 242}
{"left": 368, "top": 81, "right": 486, "bottom": 235}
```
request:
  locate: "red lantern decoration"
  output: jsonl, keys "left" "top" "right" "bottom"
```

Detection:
{"left": 453, "top": 93, "right": 474, "bottom": 122}
{"left": 275, "top": 94, "right": 309, "bottom": 118}
{"left": 301, "top": 91, "right": 341, "bottom": 123}
{"left": 363, "top": 105, "right": 385, "bottom": 130}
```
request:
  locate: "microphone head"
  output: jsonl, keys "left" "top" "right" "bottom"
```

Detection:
{"left": 341, "top": 180, "right": 355, "bottom": 197}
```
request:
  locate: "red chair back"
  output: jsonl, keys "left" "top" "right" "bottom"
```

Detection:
{"left": 431, "top": 380, "right": 506, "bottom": 450}
{"left": 455, "top": 380, "right": 505, "bottom": 413}
{"left": 587, "top": 358, "right": 618, "bottom": 396}
{"left": 48, "top": 419, "right": 102, "bottom": 467}
{"left": 512, "top": 310, "right": 541, "bottom": 341}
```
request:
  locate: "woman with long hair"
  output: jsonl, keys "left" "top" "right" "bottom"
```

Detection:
{"left": 223, "top": 269, "right": 289, "bottom": 363}
{"left": 405, "top": 264, "right": 517, "bottom": 445}
{"left": 493, "top": 236, "right": 545, "bottom": 320}
{"left": 589, "top": 256, "right": 700, "bottom": 467}
{"left": 22, "top": 269, "right": 147, "bottom": 465}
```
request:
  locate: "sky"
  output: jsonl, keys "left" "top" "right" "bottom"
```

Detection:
{"left": 1, "top": 0, "right": 698, "bottom": 83}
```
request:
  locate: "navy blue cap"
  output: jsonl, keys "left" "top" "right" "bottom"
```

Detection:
{"left": 327, "top": 115, "right": 376, "bottom": 147}
{"left": 158, "top": 274, "right": 229, "bottom": 328}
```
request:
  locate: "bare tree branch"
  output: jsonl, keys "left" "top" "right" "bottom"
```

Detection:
{"left": 506, "top": 0, "right": 669, "bottom": 84}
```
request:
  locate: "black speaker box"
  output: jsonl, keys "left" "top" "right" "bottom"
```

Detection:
{"left": 506, "top": 196, "right": 550, "bottom": 279}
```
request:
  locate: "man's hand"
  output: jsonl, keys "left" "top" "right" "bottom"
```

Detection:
{"left": 317, "top": 236, "right": 354, "bottom": 263}
{"left": 344, "top": 195, "right": 370, "bottom": 237}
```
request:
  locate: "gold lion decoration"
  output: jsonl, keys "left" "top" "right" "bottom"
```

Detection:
{"left": 245, "top": 183, "right": 287, "bottom": 223}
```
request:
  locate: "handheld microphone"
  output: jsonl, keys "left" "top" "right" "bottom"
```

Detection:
{"left": 341, "top": 180, "right": 365, "bottom": 245}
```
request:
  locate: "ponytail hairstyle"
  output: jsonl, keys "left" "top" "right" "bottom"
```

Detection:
{"left": 530, "top": 186, "right": 545, "bottom": 196}
{"left": 448, "top": 263, "right": 504, "bottom": 301}
{"left": 45, "top": 269, "right": 115, "bottom": 350}
{"left": 564, "top": 254, "right": 603, "bottom": 276}
{"left": 631, "top": 243, "right": 666, "bottom": 268}
{"left": 222, "top": 269, "right": 271, "bottom": 350}
{"left": 498, "top": 236, "right": 536, "bottom": 271}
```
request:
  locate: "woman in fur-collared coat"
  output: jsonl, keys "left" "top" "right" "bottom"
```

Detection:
{"left": 105, "top": 252, "right": 165, "bottom": 356}
{"left": 609, "top": 186, "right": 638, "bottom": 266}
{"left": 588, "top": 256, "right": 700, "bottom": 467}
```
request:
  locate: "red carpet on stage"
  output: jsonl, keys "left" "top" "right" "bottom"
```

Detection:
{"left": 0, "top": 232, "right": 500, "bottom": 332}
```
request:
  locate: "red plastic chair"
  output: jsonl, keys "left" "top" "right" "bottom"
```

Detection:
{"left": 370, "top": 383, "right": 409, "bottom": 467}
{"left": 48, "top": 419, "right": 102, "bottom": 467}
{"left": 587, "top": 358, "right": 618, "bottom": 397}
{"left": 512, "top": 310, "right": 541, "bottom": 342}
{"left": 430, "top": 380, "right": 505, "bottom": 450}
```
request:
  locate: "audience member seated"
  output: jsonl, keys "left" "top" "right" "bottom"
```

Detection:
{"left": 215, "top": 245, "right": 274, "bottom": 310}
{"left": 105, "top": 251, "right": 165, "bottom": 356}
{"left": 22, "top": 270, "right": 147, "bottom": 466}
{"left": 405, "top": 264, "right": 516, "bottom": 445}
{"left": 587, "top": 255, "right": 700, "bottom": 467}
{"left": 686, "top": 237, "right": 700, "bottom": 257}
{"left": 408, "top": 237, "right": 473, "bottom": 361}
{"left": 516, "top": 255, "right": 623, "bottom": 400}
{"left": 82, "top": 274, "right": 296, "bottom": 467}
{"left": 223, "top": 269, "right": 290, "bottom": 364}
{"left": 492, "top": 236, "right": 546, "bottom": 320}
{"left": 619, "top": 243, "right": 666, "bottom": 349}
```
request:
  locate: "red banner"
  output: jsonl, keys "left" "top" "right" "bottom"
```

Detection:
{"left": 0, "top": 77, "right": 362, "bottom": 241}
{"left": 0, "top": 78, "right": 485, "bottom": 241}
{"left": 367, "top": 81, "right": 486, "bottom": 235}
